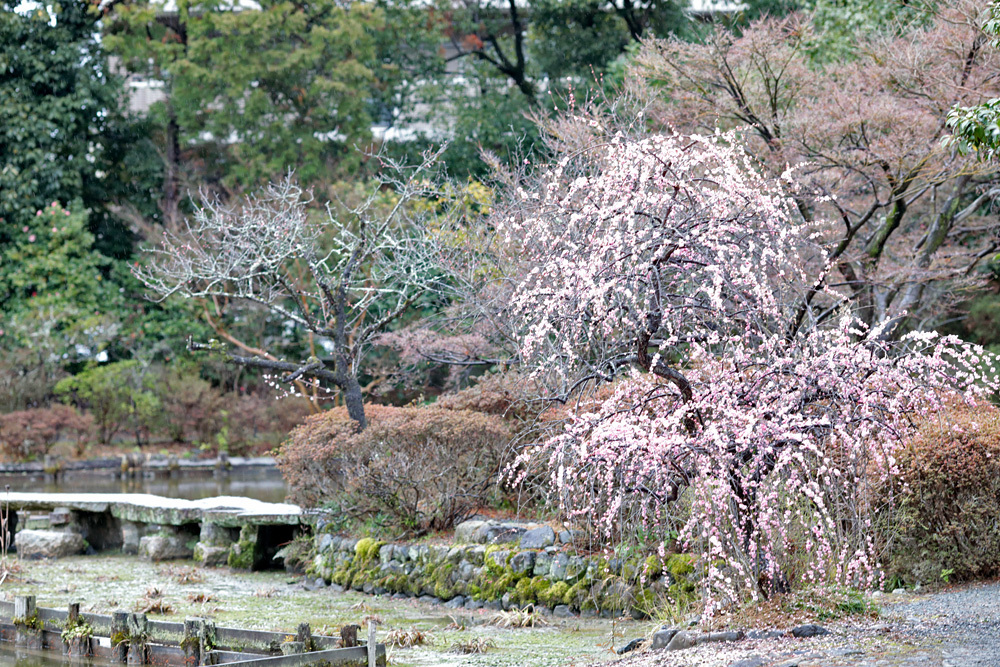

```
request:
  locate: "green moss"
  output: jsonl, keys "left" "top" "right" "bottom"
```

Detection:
{"left": 665, "top": 553, "right": 695, "bottom": 578}
{"left": 514, "top": 578, "right": 534, "bottom": 605}
{"left": 644, "top": 555, "right": 663, "bottom": 579}
{"left": 539, "top": 581, "right": 569, "bottom": 607}
{"left": 562, "top": 581, "right": 587, "bottom": 608}
{"left": 353, "top": 538, "right": 384, "bottom": 563}
{"left": 227, "top": 543, "right": 254, "bottom": 570}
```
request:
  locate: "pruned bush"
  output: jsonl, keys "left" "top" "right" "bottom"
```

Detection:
{"left": 225, "top": 394, "right": 313, "bottom": 455}
{"left": 889, "top": 402, "right": 1000, "bottom": 585}
{"left": 0, "top": 405, "right": 94, "bottom": 461}
{"left": 152, "top": 367, "right": 227, "bottom": 443}
{"left": 277, "top": 404, "right": 512, "bottom": 533}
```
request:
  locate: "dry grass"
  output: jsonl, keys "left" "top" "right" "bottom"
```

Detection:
{"left": 384, "top": 628, "right": 433, "bottom": 648}
{"left": 158, "top": 565, "right": 204, "bottom": 585}
{"left": 728, "top": 586, "right": 879, "bottom": 630}
{"left": 488, "top": 608, "right": 549, "bottom": 628}
{"left": 187, "top": 592, "right": 215, "bottom": 604}
{"left": 362, "top": 614, "right": 384, "bottom": 628}
{"left": 448, "top": 637, "right": 497, "bottom": 654}
{"left": 135, "top": 587, "right": 173, "bottom": 615}
{"left": 252, "top": 586, "right": 278, "bottom": 598}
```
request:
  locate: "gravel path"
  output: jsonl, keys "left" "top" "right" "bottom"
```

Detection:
{"left": 595, "top": 580, "right": 1000, "bottom": 667}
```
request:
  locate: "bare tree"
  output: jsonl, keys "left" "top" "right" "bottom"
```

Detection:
{"left": 135, "top": 154, "right": 449, "bottom": 429}
{"left": 633, "top": 2, "right": 1000, "bottom": 337}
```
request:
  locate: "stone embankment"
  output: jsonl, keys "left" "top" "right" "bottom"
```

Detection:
{"left": 308, "top": 518, "right": 698, "bottom": 618}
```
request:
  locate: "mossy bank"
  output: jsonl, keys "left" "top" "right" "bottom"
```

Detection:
{"left": 309, "top": 521, "right": 699, "bottom": 619}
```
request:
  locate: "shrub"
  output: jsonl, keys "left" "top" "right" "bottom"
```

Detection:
{"left": 54, "top": 361, "right": 159, "bottom": 445}
{"left": 0, "top": 405, "right": 94, "bottom": 461}
{"left": 889, "top": 402, "right": 1000, "bottom": 585}
{"left": 151, "top": 367, "right": 227, "bottom": 443}
{"left": 277, "top": 404, "right": 512, "bottom": 533}
{"left": 225, "top": 394, "right": 313, "bottom": 455}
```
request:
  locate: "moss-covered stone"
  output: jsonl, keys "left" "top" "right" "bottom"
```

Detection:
{"left": 539, "top": 581, "right": 570, "bottom": 607}
{"left": 665, "top": 553, "right": 695, "bottom": 578}
{"left": 644, "top": 555, "right": 663, "bottom": 579}
{"left": 354, "top": 538, "right": 384, "bottom": 563}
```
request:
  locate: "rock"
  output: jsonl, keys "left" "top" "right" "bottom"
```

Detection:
{"left": 379, "top": 544, "right": 394, "bottom": 564}
{"left": 476, "top": 523, "right": 526, "bottom": 544}
{"left": 121, "top": 521, "right": 141, "bottom": 555}
{"left": 484, "top": 600, "right": 502, "bottom": 611}
{"left": 746, "top": 629, "right": 785, "bottom": 640}
{"left": 665, "top": 631, "right": 696, "bottom": 651}
{"left": 330, "top": 584, "right": 346, "bottom": 593}
{"left": 16, "top": 529, "right": 85, "bottom": 559}
{"left": 501, "top": 592, "right": 514, "bottom": 610}
{"left": 317, "top": 533, "right": 335, "bottom": 554}
{"left": 697, "top": 631, "right": 744, "bottom": 644}
{"left": 650, "top": 628, "right": 679, "bottom": 650}
{"left": 487, "top": 550, "right": 509, "bottom": 570}
{"left": 444, "top": 596, "right": 466, "bottom": 609}
{"left": 464, "top": 598, "right": 483, "bottom": 611}
{"left": 454, "top": 520, "right": 489, "bottom": 544}
{"left": 417, "top": 595, "right": 440, "bottom": 605}
{"left": 616, "top": 638, "right": 645, "bottom": 655}
{"left": 829, "top": 647, "right": 864, "bottom": 657}
{"left": 553, "top": 605, "right": 576, "bottom": 618}
{"left": 510, "top": 551, "right": 535, "bottom": 575}
{"left": 362, "top": 583, "right": 375, "bottom": 594}
{"left": 520, "top": 526, "right": 556, "bottom": 549}
{"left": 193, "top": 542, "right": 230, "bottom": 567}
{"left": 391, "top": 592, "right": 408, "bottom": 600}
{"left": 791, "top": 624, "right": 829, "bottom": 638}
{"left": 139, "top": 534, "right": 193, "bottom": 561}
{"left": 892, "top": 587, "right": 907, "bottom": 595}
{"left": 549, "top": 553, "right": 570, "bottom": 580}
{"left": 533, "top": 551, "right": 553, "bottom": 577}
{"left": 458, "top": 560, "right": 476, "bottom": 581}
{"left": 730, "top": 657, "right": 767, "bottom": 667}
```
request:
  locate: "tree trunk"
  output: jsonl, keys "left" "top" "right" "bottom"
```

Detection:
{"left": 342, "top": 375, "right": 367, "bottom": 431}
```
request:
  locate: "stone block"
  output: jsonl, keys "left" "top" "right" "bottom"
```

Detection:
{"left": 139, "top": 534, "right": 193, "bottom": 561}
{"left": 510, "top": 551, "right": 535, "bottom": 575}
{"left": 193, "top": 542, "right": 230, "bottom": 567}
{"left": 549, "top": 553, "right": 570, "bottom": 580}
{"left": 16, "top": 529, "right": 85, "bottom": 559}
{"left": 520, "top": 526, "right": 556, "bottom": 549}
{"left": 454, "top": 519, "right": 488, "bottom": 543}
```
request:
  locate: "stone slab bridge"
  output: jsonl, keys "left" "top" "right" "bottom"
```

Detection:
{"left": 1, "top": 492, "right": 311, "bottom": 569}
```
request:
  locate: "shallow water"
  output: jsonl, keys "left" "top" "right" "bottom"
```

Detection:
{"left": 0, "top": 644, "right": 98, "bottom": 666}
{"left": 0, "top": 467, "right": 288, "bottom": 504}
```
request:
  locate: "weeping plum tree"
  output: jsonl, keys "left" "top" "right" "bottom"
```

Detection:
{"left": 135, "top": 156, "right": 449, "bottom": 430}
{"left": 497, "top": 129, "right": 998, "bottom": 612}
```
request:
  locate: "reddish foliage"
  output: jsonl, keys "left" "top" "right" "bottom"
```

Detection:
{"left": 890, "top": 403, "right": 1000, "bottom": 584}
{"left": 277, "top": 404, "right": 512, "bottom": 533}
{"left": 0, "top": 405, "right": 94, "bottom": 461}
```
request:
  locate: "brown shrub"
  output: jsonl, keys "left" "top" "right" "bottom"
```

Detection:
{"left": 225, "top": 394, "right": 313, "bottom": 455}
{"left": 277, "top": 404, "right": 512, "bottom": 533}
{"left": 889, "top": 402, "right": 1000, "bottom": 585}
{"left": 0, "top": 405, "right": 94, "bottom": 461}
{"left": 152, "top": 367, "right": 227, "bottom": 443}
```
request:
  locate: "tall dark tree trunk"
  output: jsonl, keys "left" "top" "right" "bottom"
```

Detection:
{"left": 162, "top": 105, "right": 181, "bottom": 231}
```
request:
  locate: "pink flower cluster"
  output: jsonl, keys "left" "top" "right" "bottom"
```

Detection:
{"left": 500, "top": 132, "right": 998, "bottom": 611}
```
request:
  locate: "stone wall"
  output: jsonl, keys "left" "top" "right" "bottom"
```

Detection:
{"left": 309, "top": 519, "right": 699, "bottom": 618}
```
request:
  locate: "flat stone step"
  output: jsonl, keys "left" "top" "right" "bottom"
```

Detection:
{"left": 1, "top": 492, "right": 302, "bottom": 527}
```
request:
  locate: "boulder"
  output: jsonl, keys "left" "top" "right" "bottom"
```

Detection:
{"left": 454, "top": 520, "right": 488, "bottom": 544}
{"left": 665, "top": 631, "right": 696, "bottom": 651}
{"left": 193, "top": 542, "right": 230, "bottom": 567}
{"left": 139, "top": 535, "right": 193, "bottom": 561}
{"left": 791, "top": 624, "right": 829, "bottom": 638}
{"left": 444, "top": 596, "right": 466, "bottom": 609}
{"left": 549, "top": 553, "right": 570, "bottom": 580}
{"left": 650, "top": 628, "right": 679, "bottom": 650}
{"left": 520, "top": 526, "right": 556, "bottom": 549}
{"left": 16, "top": 529, "right": 85, "bottom": 559}
{"left": 552, "top": 604, "right": 576, "bottom": 619}
{"left": 509, "top": 551, "right": 535, "bottom": 575}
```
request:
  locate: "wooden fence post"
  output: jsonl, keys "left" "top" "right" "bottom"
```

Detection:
{"left": 110, "top": 610, "right": 129, "bottom": 662}
{"left": 183, "top": 618, "right": 201, "bottom": 665}
{"left": 126, "top": 612, "right": 148, "bottom": 665}
{"left": 14, "top": 595, "right": 41, "bottom": 649}
{"left": 199, "top": 619, "right": 217, "bottom": 665}
{"left": 367, "top": 621, "right": 377, "bottom": 667}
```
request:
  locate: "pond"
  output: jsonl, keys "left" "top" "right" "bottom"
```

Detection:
{"left": 0, "top": 467, "right": 288, "bottom": 504}
{"left": 0, "top": 644, "right": 98, "bottom": 666}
